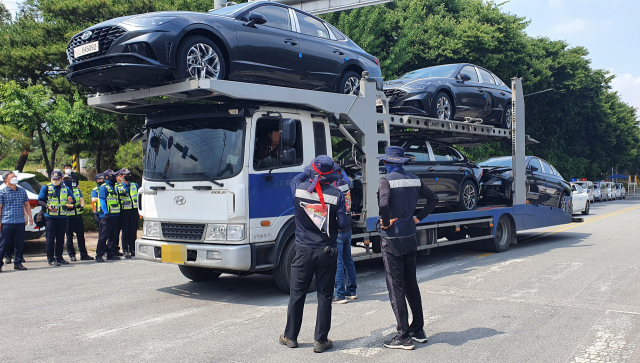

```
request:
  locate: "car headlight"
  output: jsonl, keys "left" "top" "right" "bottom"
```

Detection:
{"left": 205, "top": 224, "right": 227, "bottom": 241}
{"left": 405, "top": 81, "right": 432, "bottom": 90}
{"left": 123, "top": 16, "right": 176, "bottom": 26}
{"left": 205, "top": 224, "right": 245, "bottom": 242}
{"left": 227, "top": 224, "right": 245, "bottom": 241}
{"left": 143, "top": 221, "right": 161, "bottom": 238}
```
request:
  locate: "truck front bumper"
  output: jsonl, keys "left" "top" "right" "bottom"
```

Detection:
{"left": 135, "top": 238, "right": 252, "bottom": 271}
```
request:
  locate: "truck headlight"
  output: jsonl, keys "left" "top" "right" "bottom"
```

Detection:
{"left": 144, "top": 221, "right": 161, "bottom": 238}
{"left": 227, "top": 224, "right": 245, "bottom": 241}
{"left": 205, "top": 224, "right": 227, "bottom": 241}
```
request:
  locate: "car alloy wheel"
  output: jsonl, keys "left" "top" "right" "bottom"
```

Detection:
{"left": 504, "top": 107, "right": 512, "bottom": 129}
{"left": 463, "top": 183, "right": 476, "bottom": 210}
{"left": 186, "top": 43, "right": 221, "bottom": 80}
{"left": 343, "top": 76, "right": 360, "bottom": 95}
{"left": 436, "top": 96, "right": 451, "bottom": 120}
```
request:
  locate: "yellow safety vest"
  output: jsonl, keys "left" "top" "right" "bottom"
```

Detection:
{"left": 46, "top": 184, "right": 69, "bottom": 216}
{"left": 116, "top": 182, "right": 139, "bottom": 210}
{"left": 104, "top": 184, "right": 120, "bottom": 214}
{"left": 92, "top": 186, "right": 101, "bottom": 213}
{"left": 66, "top": 188, "right": 83, "bottom": 217}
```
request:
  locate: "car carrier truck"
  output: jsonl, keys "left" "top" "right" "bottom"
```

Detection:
{"left": 87, "top": 74, "right": 573, "bottom": 292}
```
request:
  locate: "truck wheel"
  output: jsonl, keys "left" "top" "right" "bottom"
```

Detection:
{"left": 273, "top": 239, "right": 316, "bottom": 294}
{"left": 456, "top": 180, "right": 478, "bottom": 211}
{"left": 581, "top": 201, "right": 590, "bottom": 215}
{"left": 483, "top": 215, "right": 513, "bottom": 252}
{"left": 179, "top": 265, "right": 221, "bottom": 282}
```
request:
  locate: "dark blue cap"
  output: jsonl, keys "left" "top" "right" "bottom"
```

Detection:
{"left": 103, "top": 169, "right": 113, "bottom": 176}
{"left": 51, "top": 169, "right": 63, "bottom": 180}
{"left": 117, "top": 168, "right": 131, "bottom": 175}
{"left": 95, "top": 173, "right": 105, "bottom": 181}
{"left": 376, "top": 146, "right": 411, "bottom": 164}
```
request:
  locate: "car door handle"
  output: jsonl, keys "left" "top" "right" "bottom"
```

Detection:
{"left": 458, "top": 168, "right": 465, "bottom": 171}
{"left": 428, "top": 167, "right": 435, "bottom": 172}
{"left": 500, "top": 92, "right": 506, "bottom": 96}
{"left": 333, "top": 49, "right": 344, "bottom": 55}
{"left": 478, "top": 89, "right": 484, "bottom": 93}
{"left": 284, "top": 39, "right": 297, "bottom": 46}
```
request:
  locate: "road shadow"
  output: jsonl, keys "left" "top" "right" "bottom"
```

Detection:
{"left": 426, "top": 327, "right": 504, "bottom": 346}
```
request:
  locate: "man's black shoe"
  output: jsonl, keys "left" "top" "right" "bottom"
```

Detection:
{"left": 4, "top": 256, "right": 11, "bottom": 264}
{"left": 313, "top": 339, "right": 333, "bottom": 353}
{"left": 95, "top": 256, "right": 105, "bottom": 263}
{"left": 48, "top": 260, "right": 61, "bottom": 266}
{"left": 80, "top": 255, "right": 94, "bottom": 261}
{"left": 124, "top": 251, "right": 132, "bottom": 259}
{"left": 116, "top": 252, "right": 124, "bottom": 257}
{"left": 57, "top": 259, "right": 70, "bottom": 265}
{"left": 410, "top": 330, "right": 428, "bottom": 343}
{"left": 14, "top": 264, "right": 27, "bottom": 270}
{"left": 278, "top": 334, "right": 298, "bottom": 348}
{"left": 383, "top": 336, "right": 415, "bottom": 350}
{"left": 69, "top": 256, "right": 77, "bottom": 261}
{"left": 106, "top": 255, "right": 121, "bottom": 261}
{"left": 130, "top": 251, "right": 135, "bottom": 257}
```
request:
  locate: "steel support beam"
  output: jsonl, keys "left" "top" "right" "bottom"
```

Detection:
{"left": 512, "top": 78, "right": 526, "bottom": 206}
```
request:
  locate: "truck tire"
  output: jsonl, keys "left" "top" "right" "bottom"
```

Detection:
{"left": 179, "top": 265, "right": 221, "bottom": 282}
{"left": 482, "top": 215, "right": 513, "bottom": 253}
{"left": 273, "top": 239, "right": 316, "bottom": 294}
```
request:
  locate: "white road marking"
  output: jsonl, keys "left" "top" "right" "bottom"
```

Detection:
{"left": 463, "top": 258, "right": 528, "bottom": 284}
{"left": 83, "top": 308, "right": 202, "bottom": 339}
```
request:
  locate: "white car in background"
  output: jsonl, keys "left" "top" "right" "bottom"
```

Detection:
{"left": 0, "top": 171, "right": 46, "bottom": 240}
{"left": 570, "top": 183, "right": 590, "bottom": 215}
{"left": 616, "top": 183, "right": 626, "bottom": 199}
{"left": 573, "top": 179, "right": 595, "bottom": 202}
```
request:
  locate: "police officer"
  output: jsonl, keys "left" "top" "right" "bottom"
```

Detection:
{"left": 280, "top": 156, "right": 350, "bottom": 353}
{"left": 63, "top": 174, "right": 93, "bottom": 261}
{"left": 377, "top": 146, "right": 438, "bottom": 350}
{"left": 63, "top": 163, "right": 79, "bottom": 188}
{"left": 115, "top": 168, "right": 139, "bottom": 258}
{"left": 91, "top": 173, "right": 105, "bottom": 227}
{"left": 38, "top": 169, "right": 75, "bottom": 266}
{"left": 332, "top": 167, "right": 357, "bottom": 304}
{"left": 95, "top": 170, "right": 121, "bottom": 262}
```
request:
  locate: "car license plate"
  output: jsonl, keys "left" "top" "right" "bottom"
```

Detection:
{"left": 161, "top": 244, "right": 187, "bottom": 264}
{"left": 74, "top": 41, "right": 99, "bottom": 58}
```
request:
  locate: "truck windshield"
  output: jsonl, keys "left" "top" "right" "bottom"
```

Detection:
{"left": 144, "top": 117, "right": 245, "bottom": 182}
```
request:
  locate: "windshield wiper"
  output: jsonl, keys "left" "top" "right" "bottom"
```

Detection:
{"left": 179, "top": 173, "right": 224, "bottom": 187}
{"left": 154, "top": 172, "right": 175, "bottom": 188}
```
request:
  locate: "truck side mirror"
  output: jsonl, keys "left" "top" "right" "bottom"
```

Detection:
{"left": 149, "top": 136, "right": 160, "bottom": 149}
{"left": 280, "top": 118, "right": 296, "bottom": 146}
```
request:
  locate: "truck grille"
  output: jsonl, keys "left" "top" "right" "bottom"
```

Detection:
{"left": 67, "top": 26, "right": 127, "bottom": 63}
{"left": 161, "top": 223, "right": 205, "bottom": 241}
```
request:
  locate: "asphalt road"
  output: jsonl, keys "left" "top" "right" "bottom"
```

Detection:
{"left": 3, "top": 197, "right": 640, "bottom": 363}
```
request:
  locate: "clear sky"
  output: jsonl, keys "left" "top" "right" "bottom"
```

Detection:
{"left": 499, "top": 0, "right": 640, "bottom": 111}
{"left": 2, "top": 0, "right": 638, "bottom": 110}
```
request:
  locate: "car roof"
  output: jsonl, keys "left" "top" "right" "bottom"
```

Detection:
{"left": 0, "top": 170, "right": 36, "bottom": 181}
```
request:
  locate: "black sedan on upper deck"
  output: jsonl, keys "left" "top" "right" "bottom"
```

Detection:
{"left": 383, "top": 63, "right": 512, "bottom": 128}
{"left": 66, "top": 1, "right": 382, "bottom": 94}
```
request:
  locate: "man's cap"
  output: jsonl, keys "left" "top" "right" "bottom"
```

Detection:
{"left": 376, "top": 146, "right": 411, "bottom": 164}
{"left": 102, "top": 169, "right": 114, "bottom": 176}
{"left": 117, "top": 168, "right": 131, "bottom": 175}
{"left": 95, "top": 173, "right": 105, "bottom": 181}
{"left": 63, "top": 163, "right": 72, "bottom": 168}
{"left": 63, "top": 174, "right": 73, "bottom": 180}
{"left": 51, "top": 169, "right": 63, "bottom": 180}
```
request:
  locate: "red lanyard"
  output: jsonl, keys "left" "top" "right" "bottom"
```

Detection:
{"left": 312, "top": 163, "right": 333, "bottom": 208}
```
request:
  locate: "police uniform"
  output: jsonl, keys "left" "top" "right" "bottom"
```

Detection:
{"left": 95, "top": 170, "right": 121, "bottom": 262}
{"left": 37, "top": 170, "right": 75, "bottom": 265}
{"left": 91, "top": 174, "right": 104, "bottom": 227}
{"left": 64, "top": 178, "right": 92, "bottom": 260}
{"left": 281, "top": 156, "right": 350, "bottom": 353}
{"left": 116, "top": 169, "right": 139, "bottom": 258}
{"left": 377, "top": 147, "right": 438, "bottom": 349}
{"left": 333, "top": 170, "right": 357, "bottom": 302}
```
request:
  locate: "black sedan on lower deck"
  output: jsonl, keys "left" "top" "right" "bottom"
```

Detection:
{"left": 65, "top": 1, "right": 382, "bottom": 94}
{"left": 383, "top": 63, "right": 512, "bottom": 128}
{"left": 478, "top": 156, "right": 572, "bottom": 209}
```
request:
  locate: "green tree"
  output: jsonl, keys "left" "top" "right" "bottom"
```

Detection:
{"left": 115, "top": 142, "right": 143, "bottom": 178}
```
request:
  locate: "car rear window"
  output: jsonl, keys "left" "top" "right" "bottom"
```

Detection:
{"left": 297, "top": 13, "right": 330, "bottom": 39}
{"left": 477, "top": 68, "right": 496, "bottom": 85}
{"left": 20, "top": 178, "right": 43, "bottom": 194}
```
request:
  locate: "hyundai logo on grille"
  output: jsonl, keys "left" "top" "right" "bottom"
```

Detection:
{"left": 81, "top": 31, "right": 93, "bottom": 40}
{"left": 174, "top": 196, "right": 186, "bottom": 205}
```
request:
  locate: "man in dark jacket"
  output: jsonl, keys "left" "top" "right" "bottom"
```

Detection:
{"left": 377, "top": 146, "right": 439, "bottom": 350}
{"left": 280, "top": 155, "right": 350, "bottom": 353}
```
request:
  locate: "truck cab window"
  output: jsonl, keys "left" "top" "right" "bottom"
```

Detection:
{"left": 254, "top": 118, "right": 303, "bottom": 170}
{"left": 313, "top": 122, "right": 327, "bottom": 157}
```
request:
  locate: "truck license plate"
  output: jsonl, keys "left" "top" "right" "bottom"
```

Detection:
{"left": 73, "top": 41, "right": 99, "bottom": 58}
{"left": 161, "top": 244, "right": 187, "bottom": 264}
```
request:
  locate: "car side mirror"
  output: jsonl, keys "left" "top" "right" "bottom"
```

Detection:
{"left": 528, "top": 166, "right": 538, "bottom": 172}
{"left": 280, "top": 118, "right": 296, "bottom": 146}
{"left": 460, "top": 73, "right": 472, "bottom": 82}
{"left": 246, "top": 12, "right": 267, "bottom": 27}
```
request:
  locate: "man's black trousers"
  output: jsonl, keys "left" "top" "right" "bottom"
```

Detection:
{"left": 66, "top": 217, "right": 88, "bottom": 258}
{"left": 285, "top": 246, "right": 337, "bottom": 342}
{"left": 96, "top": 216, "right": 119, "bottom": 258}
{"left": 381, "top": 236, "right": 424, "bottom": 339}
{"left": 119, "top": 209, "right": 139, "bottom": 253}
{"left": 0, "top": 223, "right": 25, "bottom": 266}
{"left": 45, "top": 217, "right": 67, "bottom": 262}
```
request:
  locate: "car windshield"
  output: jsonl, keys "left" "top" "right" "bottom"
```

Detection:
{"left": 144, "top": 117, "right": 245, "bottom": 182}
{"left": 399, "top": 64, "right": 460, "bottom": 80}
{"left": 477, "top": 156, "right": 512, "bottom": 167}
{"left": 208, "top": 2, "right": 253, "bottom": 16}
